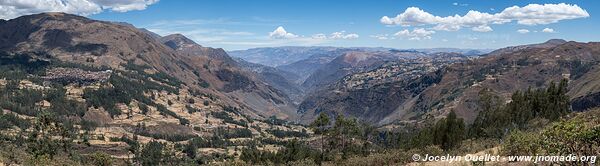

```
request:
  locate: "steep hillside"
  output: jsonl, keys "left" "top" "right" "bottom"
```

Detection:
{"left": 0, "top": 12, "right": 297, "bottom": 120}
{"left": 301, "top": 50, "right": 429, "bottom": 91}
{"left": 234, "top": 57, "right": 304, "bottom": 103}
{"left": 298, "top": 53, "right": 467, "bottom": 124}
{"left": 159, "top": 34, "right": 298, "bottom": 119}
{"left": 298, "top": 40, "right": 600, "bottom": 125}
{"left": 413, "top": 40, "right": 600, "bottom": 123}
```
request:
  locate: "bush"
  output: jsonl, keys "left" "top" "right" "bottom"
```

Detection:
{"left": 86, "top": 152, "right": 113, "bottom": 166}
{"left": 217, "top": 127, "right": 253, "bottom": 139}
{"left": 138, "top": 141, "right": 164, "bottom": 165}
{"left": 186, "top": 136, "right": 230, "bottom": 149}
{"left": 0, "top": 87, "right": 44, "bottom": 116}
{"left": 0, "top": 112, "right": 31, "bottom": 129}
{"left": 138, "top": 103, "right": 149, "bottom": 115}
{"left": 540, "top": 119, "right": 599, "bottom": 155}
{"left": 501, "top": 130, "right": 541, "bottom": 155}
{"left": 186, "top": 105, "right": 201, "bottom": 114}
{"left": 154, "top": 105, "right": 188, "bottom": 125}
{"left": 211, "top": 111, "right": 247, "bottom": 127}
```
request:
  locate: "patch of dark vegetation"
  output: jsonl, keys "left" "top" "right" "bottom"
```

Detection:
{"left": 470, "top": 79, "right": 570, "bottom": 139}
{"left": 216, "top": 69, "right": 254, "bottom": 92}
{"left": 0, "top": 112, "right": 31, "bottom": 130}
{"left": 0, "top": 53, "right": 183, "bottom": 122}
{"left": 0, "top": 81, "right": 44, "bottom": 116}
{"left": 83, "top": 72, "right": 188, "bottom": 124}
{"left": 215, "top": 127, "right": 253, "bottom": 139}
{"left": 557, "top": 59, "right": 595, "bottom": 79}
{"left": 403, "top": 111, "right": 466, "bottom": 151}
{"left": 185, "top": 105, "right": 201, "bottom": 114}
{"left": 0, "top": 51, "right": 51, "bottom": 77}
{"left": 240, "top": 139, "right": 321, "bottom": 165}
{"left": 156, "top": 104, "right": 189, "bottom": 125}
{"left": 406, "top": 68, "right": 444, "bottom": 93}
{"left": 124, "top": 60, "right": 182, "bottom": 88}
{"left": 45, "top": 85, "right": 87, "bottom": 117}
{"left": 181, "top": 136, "right": 235, "bottom": 163}
{"left": 186, "top": 136, "right": 231, "bottom": 149}
{"left": 211, "top": 111, "right": 248, "bottom": 127}
{"left": 268, "top": 129, "right": 309, "bottom": 138}
{"left": 66, "top": 43, "right": 108, "bottom": 56}
{"left": 191, "top": 70, "right": 211, "bottom": 88}
{"left": 43, "top": 29, "right": 72, "bottom": 48}
{"left": 163, "top": 41, "right": 179, "bottom": 50}
{"left": 571, "top": 91, "right": 600, "bottom": 111}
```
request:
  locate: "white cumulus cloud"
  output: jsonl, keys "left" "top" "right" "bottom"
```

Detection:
{"left": 542, "top": 28, "right": 555, "bottom": 33}
{"left": 517, "top": 29, "right": 530, "bottom": 34}
{"left": 329, "top": 31, "right": 359, "bottom": 39}
{"left": 310, "top": 31, "right": 359, "bottom": 40}
{"left": 370, "top": 34, "right": 390, "bottom": 40}
{"left": 269, "top": 27, "right": 358, "bottom": 41}
{"left": 472, "top": 25, "right": 493, "bottom": 32}
{"left": 498, "top": 4, "right": 588, "bottom": 25}
{"left": 92, "top": 0, "right": 158, "bottom": 12}
{"left": 380, "top": 7, "right": 439, "bottom": 26}
{"left": 381, "top": 3, "right": 589, "bottom": 32}
{"left": 0, "top": 0, "right": 159, "bottom": 19}
{"left": 394, "top": 28, "right": 435, "bottom": 40}
{"left": 269, "top": 26, "right": 299, "bottom": 39}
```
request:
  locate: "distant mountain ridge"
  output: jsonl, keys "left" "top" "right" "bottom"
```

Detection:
{"left": 230, "top": 46, "right": 490, "bottom": 67}
{"left": 231, "top": 47, "right": 491, "bottom": 84}
{"left": 485, "top": 39, "right": 567, "bottom": 56}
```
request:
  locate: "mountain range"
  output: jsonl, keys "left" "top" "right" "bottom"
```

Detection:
{"left": 4, "top": 13, "right": 600, "bottom": 127}
{"left": 0, "top": 12, "right": 599, "bottom": 165}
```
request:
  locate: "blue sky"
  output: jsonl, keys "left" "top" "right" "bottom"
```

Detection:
{"left": 1, "top": 0, "right": 597, "bottom": 51}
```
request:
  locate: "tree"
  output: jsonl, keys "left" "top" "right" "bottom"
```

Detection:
{"left": 310, "top": 112, "right": 330, "bottom": 135}
{"left": 310, "top": 112, "right": 330, "bottom": 163}
{"left": 331, "top": 115, "right": 360, "bottom": 158}
{"left": 87, "top": 152, "right": 113, "bottom": 166}
{"left": 502, "top": 130, "right": 541, "bottom": 156}
{"left": 411, "top": 110, "right": 466, "bottom": 151}
{"left": 137, "top": 141, "right": 164, "bottom": 165}
{"left": 438, "top": 111, "right": 465, "bottom": 150}
{"left": 26, "top": 111, "right": 72, "bottom": 159}
{"left": 471, "top": 80, "right": 571, "bottom": 139}
{"left": 183, "top": 141, "right": 197, "bottom": 159}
